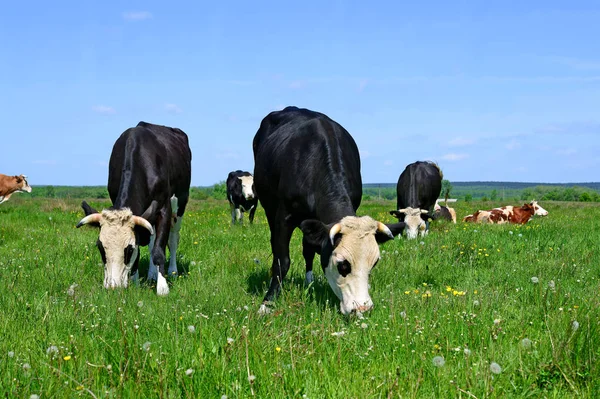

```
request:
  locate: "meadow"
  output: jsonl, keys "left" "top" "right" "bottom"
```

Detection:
{"left": 0, "top": 196, "right": 598, "bottom": 398}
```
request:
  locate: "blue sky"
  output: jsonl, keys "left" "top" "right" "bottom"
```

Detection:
{"left": 1, "top": 1, "right": 599, "bottom": 186}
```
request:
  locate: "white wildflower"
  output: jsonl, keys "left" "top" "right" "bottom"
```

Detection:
{"left": 520, "top": 338, "right": 532, "bottom": 349}
{"left": 137, "top": 301, "right": 144, "bottom": 308}
{"left": 331, "top": 331, "right": 345, "bottom": 337}
{"left": 473, "top": 300, "right": 480, "bottom": 307}
{"left": 432, "top": 356, "right": 445, "bottom": 367}
{"left": 531, "top": 276, "right": 539, "bottom": 284}
{"left": 187, "top": 325, "right": 196, "bottom": 333}
{"left": 185, "top": 368, "right": 194, "bottom": 377}
{"left": 227, "top": 337, "right": 234, "bottom": 344}
{"left": 248, "top": 374, "right": 256, "bottom": 383}
{"left": 464, "top": 348, "right": 471, "bottom": 356}
{"left": 490, "top": 362, "right": 502, "bottom": 374}
{"left": 142, "top": 342, "right": 151, "bottom": 352}
{"left": 30, "top": 395, "right": 40, "bottom": 399}
{"left": 360, "top": 323, "right": 368, "bottom": 329}
{"left": 548, "top": 280, "right": 556, "bottom": 292}
{"left": 22, "top": 363, "right": 31, "bottom": 371}
{"left": 572, "top": 320, "right": 580, "bottom": 332}
{"left": 47, "top": 345, "right": 59, "bottom": 356}
{"left": 67, "top": 283, "right": 78, "bottom": 296}
{"left": 8, "top": 351, "right": 14, "bottom": 358}
{"left": 399, "top": 311, "right": 407, "bottom": 319}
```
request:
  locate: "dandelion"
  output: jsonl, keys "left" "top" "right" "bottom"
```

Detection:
{"left": 473, "top": 300, "right": 480, "bottom": 307}
{"left": 187, "top": 325, "right": 196, "bottom": 333}
{"left": 142, "top": 342, "right": 151, "bottom": 352}
{"left": 227, "top": 337, "right": 235, "bottom": 344}
{"left": 106, "top": 364, "right": 112, "bottom": 371}
{"left": 221, "top": 396, "right": 228, "bottom": 399}
{"left": 520, "top": 338, "right": 532, "bottom": 349}
{"left": 275, "top": 347, "right": 281, "bottom": 352}
{"left": 572, "top": 320, "right": 580, "bottom": 332}
{"left": 30, "top": 395, "right": 40, "bottom": 399}
{"left": 518, "top": 233, "right": 523, "bottom": 237}
{"left": 22, "top": 363, "right": 31, "bottom": 371}
{"left": 404, "top": 291, "right": 410, "bottom": 295}
{"left": 399, "top": 311, "right": 407, "bottom": 319}
{"left": 548, "top": 280, "right": 556, "bottom": 292}
{"left": 494, "top": 319, "right": 501, "bottom": 325}
{"left": 419, "top": 241, "right": 425, "bottom": 245}
{"left": 432, "top": 356, "right": 445, "bottom": 367}
{"left": 8, "top": 351, "right": 14, "bottom": 358}
{"left": 137, "top": 301, "right": 144, "bottom": 308}
{"left": 47, "top": 345, "right": 59, "bottom": 356}
{"left": 360, "top": 323, "right": 368, "bottom": 329}
{"left": 190, "top": 261, "right": 197, "bottom": 266}
{"left": 331, "top": 331, "right": 345, "bottom": 337}
{"left": 63, "top": 355, "right": 71, "bottom": 361}
{"left": 490, "top": 362, "right": 502, "bottom": 374}
{"left": 185, "top": 368, "right": 194, "bottom": 377}
{"left": 531, "top": 276, "right": 539, "bottom": 284}
{"left": 446, "top": 286, "right": 452, "bottom": 292}
{"left": 464, "top": 348, "right": 471, "bottom": 356}
{"left": 67, "top": 283, "right": 78, "bottom": 297}
{"left": 248, "top": 374, "right": 256, "bottom": 383}
{"left": 509, "top": 231, "right": 513, "bottom": 235}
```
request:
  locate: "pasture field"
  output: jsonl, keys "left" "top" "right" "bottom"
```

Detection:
{"left": 1, "top": 197, "right": 599, "bottom": 398}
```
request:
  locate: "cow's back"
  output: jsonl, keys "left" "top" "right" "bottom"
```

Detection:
{"left": 396, "top": 161, "right": 442, "bottom": 211}
{"left": 253, "top": 107, "right": 361, "bottom": 223}
{"left": 108, "top": 122, "right": 192, "bottom": 212}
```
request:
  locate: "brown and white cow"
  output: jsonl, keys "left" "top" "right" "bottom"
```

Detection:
{"left": 0, "top": 174, "right": 32, "bottom": 204}
{"left": 463, "top": 201, "right": 548, "bottom": 225}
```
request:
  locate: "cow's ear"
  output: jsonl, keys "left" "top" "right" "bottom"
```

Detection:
{"left": 81, "top": 201, "right": 99, "bottom": 216}
{"left": 15, "top": 176, "right": 22, "bottom": 183}
{"left": 299, "top": 219, "right": 330, "bottom": 248}
{"left": 389, "top": 210, "right": 402, "bottom": 218}
{"left": 377, "top": 222, "right": 405, "bottom": 243}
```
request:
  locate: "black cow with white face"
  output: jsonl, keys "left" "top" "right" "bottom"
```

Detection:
{"left": 253, "top": 106, "right": 405, "bottom": 315}
{"left": 390, "top": 161, "right": 442, "bottom": 239}
{"left": 77, "top": 121, "right": 192, "bottom": 295}
{"left": 226, "top": 170, "right": 258, "bottom": 225}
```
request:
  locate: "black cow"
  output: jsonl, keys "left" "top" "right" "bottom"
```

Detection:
{"left": 253, "top": 106, "right": 404, "bottom": 315}
{"left": 226, "top": 170, "right": 258, "bottom": 225}
{"left": 77, "top": 121, "right": 192, "bottom": 295}
{"left": 389, "top": 161, "right": 442, "bottom": 239}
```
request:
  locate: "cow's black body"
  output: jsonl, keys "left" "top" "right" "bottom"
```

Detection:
{"left": 226, "top": 170, "right": 258, "bottom": 223}
{"left": 253, "top": 106, "right": 362, "bottom": 302}
{"left": 88, "top": 121, "right": 192, "bottom": 277}
{"left": 395, "top": 161, "right": 442, "bottom": 221}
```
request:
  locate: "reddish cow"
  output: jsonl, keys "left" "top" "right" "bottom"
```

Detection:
{"left": 0, "top": 174, "right": 32, "bottom": 204}
{"left": 463, "top": 202, "right": 544, "bottom": 225}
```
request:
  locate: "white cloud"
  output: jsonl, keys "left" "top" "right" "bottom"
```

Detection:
{"left": 505, "top": 139, "right": 521, "bottom": 150}
{"left": 441, "top": 153, "right": 469, "bottom": 161}
{"left": 92, "top": 105, "right": 116, "bottom": 114}
{"left": 122, "top": 11, "right": 153, "bottom": 21}
{"left": 384, "top": 160, "right": 393, "bottom": 166}
{"left": 165, "top": 103, "right": 182, "bottom": 114}
{"left": 447, "top": 136, "right": 475, "bottom": 147}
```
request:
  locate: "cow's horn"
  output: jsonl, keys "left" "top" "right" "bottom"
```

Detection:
{"left": 76, "top": 213, "right": 102, "bottom": 228}
{"left": 329, "top": 223, "right": 342, "bottom": 245}
{"left": 420, "top": 209, "right": 429, "bottom": 214}
{"left": 398, "top": 208, "right": 408, "bottom": 214}
{"left": 133, "top": 216, "right": 154, "bottom": 235}
{"left": 377, "top": 222, "right": 394, "bottom": 239}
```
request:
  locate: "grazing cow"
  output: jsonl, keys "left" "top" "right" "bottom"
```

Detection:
{"left": 77, "top": 121, "right": 192, "bottom": 295}
{"left": 226, "top": 170, "right": 258, "bottom": 225}
{"left": 389, "top": 161, "right": 442, "bottom": 239}
{"left": 0, "top": 174, "right": 32, "bottom": 204}
{"left": 434, "top": 200, "right": 457, "bottom": 223}
{"left": 253, "top": 106, "right": 405, "bottom": 315}
{"left": 463, "top": 201, "right": 548, "bottom": 224}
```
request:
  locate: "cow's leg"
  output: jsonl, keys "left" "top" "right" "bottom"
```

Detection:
{"left": 147, "top": 233, "right": 158, "bottom": 281}
{"left": 130, "top": 252, "right": 140, "bottom": 286}
{"left": 0, "top": 194, "right": 11, "bottom": 204}
{"left": 239, "top": 209, "right": 245, "bottom": 225}
{"left": 260, "top": 209, "right": 294, "bottom": 314}
{"left": 302, "top": 237, "right": 316, "bottom": 285}
{"left": 235, "top": 207, "right": 242, "bottom": 224}
{"left": 167, "top": 215, "right": 182, "bottom": 277}
{"left": 152, "top": 206, "right": 172, "bottom": 296}
{"left": 230, "top": 202, "right": 236, "bottom": 225}
{"left": 248, "top": 205, "right": 257, "bottom": 224}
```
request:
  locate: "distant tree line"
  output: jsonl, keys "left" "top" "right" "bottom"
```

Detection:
{"left": 29, "top": 181, "right": 600, "bottom": 203}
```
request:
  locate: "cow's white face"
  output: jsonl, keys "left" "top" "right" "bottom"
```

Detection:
{"left": 398, "top": 207, "right": 428, "bottom": 239}
{"left": 530, "top": 201, "right": 548, "bottom": 216}
{"left": 324, "top": 216, "right": 388, "bottom": 315}
{"left": 97, "top": 209, "right": 140, "bottom": 289}
{"left": 238, "top": 176, "right": 255, "bottom": 200}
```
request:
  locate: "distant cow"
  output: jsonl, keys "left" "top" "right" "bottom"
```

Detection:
{"left": 77, "top": 121, "right": 192, "bottom": 295}
{"left": 434, "top": 200, "right": 457, "bottom": 223}
{"left": 226, "top": 170, "right": 258, "bottom": 224}
{"left": 0, "top": 174, "right": 32, "bottom": 204}
{"left": 390, "top": 161, "right": 442, "bottom": 239}
{"left": 253, "top": 106, "right": 404, "bottom": 315}
{"left": 463, "top": 201, "right": 548, "bottom": 224}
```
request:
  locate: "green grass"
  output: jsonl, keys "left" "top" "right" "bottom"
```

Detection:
{"left": 1, "top": 196, "right": 599, "bottom": 398}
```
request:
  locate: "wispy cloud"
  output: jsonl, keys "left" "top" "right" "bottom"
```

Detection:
{"left": 441, "top": 153, "right": 469, "bottom": 161}
{"left": 384, "top": 160, "right": 394, "bottom": 166}
{"left": 357, "top": 79, "right": 369, "bottom": 93}
{"left": 557, "top": 148, "right": 577, "bottom": 156}
{"left": 505, "top": 139, "right": 521, "bottom": 150}
{"left": 360, "top": 150, "right": 372, "bottom": 159}
{"left": 32, "top": 160, "right": 57, "bottom": 165}
{"left": 92, "top": 105, "right": 116, "bottom": 114}
{"left": 288, "top": 80, "right": 306, "bottom": 89}
{"left": 536, "top": 121, "right": 600, "bottom": 136}
{"left": 550, "top": 56, "right": 600, "bottom": 71}
{"left": 122, "top": 11, "right": 153, "bottom": 21}
{"left": 165, "top": 103, "right": 182, "bottom": 114}
{"left": 447, "top": 136, "right": 476, "bottom": 147}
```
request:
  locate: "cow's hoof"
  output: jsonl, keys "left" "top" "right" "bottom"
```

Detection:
{"left": 258, "top": 303, "right": 273, "bottom": 316}
{"left": 156, "top": 273, "right": 170, "bottom": 296}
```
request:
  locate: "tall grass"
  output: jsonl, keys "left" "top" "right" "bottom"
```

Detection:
{"left": 0, "top": 197, "right": 598, "bottom": 398}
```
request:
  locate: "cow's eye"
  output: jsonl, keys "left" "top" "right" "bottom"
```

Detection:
{"left": 124, "top": 245, "right": 135, "bottom": 264}
{"left": 337, "top": 259, "right": 351, "bottom": 277}
{"left": 96, "top": 240, "right": 107, "bottom": 265}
